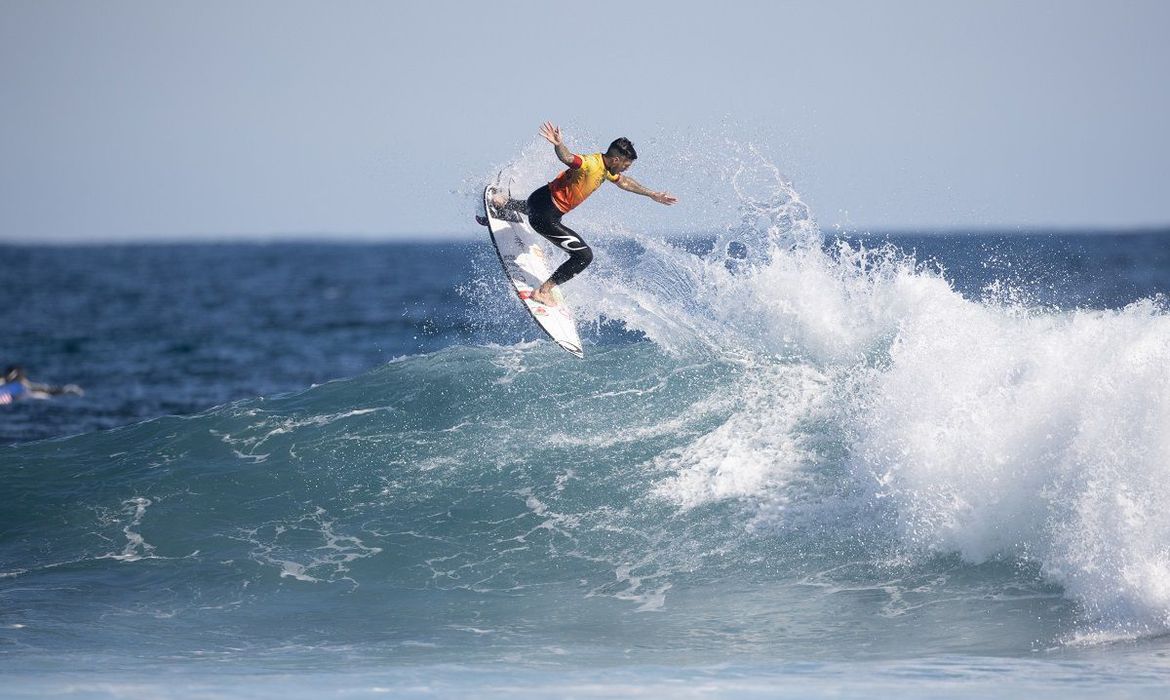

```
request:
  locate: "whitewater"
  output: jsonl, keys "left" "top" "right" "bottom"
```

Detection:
{"left": 2, "top": 143, "right": 1169, "bottom": 697}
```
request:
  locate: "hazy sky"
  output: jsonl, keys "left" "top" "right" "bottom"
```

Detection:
{"left": 2, "top": 0, "right": 1167, "bottom": 241}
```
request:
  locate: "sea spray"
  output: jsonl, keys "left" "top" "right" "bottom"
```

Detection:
{"left": 856, "top": 296, "right": 1170, "bottom": 640}
{"left": 479, "top": 134, "right": 1170, "bottom": 642}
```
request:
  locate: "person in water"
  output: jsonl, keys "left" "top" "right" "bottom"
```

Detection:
{"left": 484, "top": 122, "right": 677, "bottom": 306}
{"left": 0, "top": 365, "right": 83, "bottom": 405}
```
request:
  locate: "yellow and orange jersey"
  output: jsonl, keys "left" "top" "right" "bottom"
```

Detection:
{"left": 548, "top": 153, "right": 621, "bottom": 214}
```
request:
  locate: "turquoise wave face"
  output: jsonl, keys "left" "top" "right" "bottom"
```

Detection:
{"left": 3, "top": 341, "right": 1085, "bottom": 671}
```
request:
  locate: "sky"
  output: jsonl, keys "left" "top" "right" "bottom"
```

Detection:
{"left": 1, "top": 0, "right": 1168, "bottom": 241}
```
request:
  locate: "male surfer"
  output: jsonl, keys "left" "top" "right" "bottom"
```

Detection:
{"left": 483, "top": 122, "right": 677, "bottom": 306}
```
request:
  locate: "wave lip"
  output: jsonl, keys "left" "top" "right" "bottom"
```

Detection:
{"left": 858, "top": 295, "right": 1170, "bottom": 641}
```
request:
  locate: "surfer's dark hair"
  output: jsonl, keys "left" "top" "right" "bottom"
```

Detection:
{"left": 606, "top": 137, "right": 637, "bottom": 160}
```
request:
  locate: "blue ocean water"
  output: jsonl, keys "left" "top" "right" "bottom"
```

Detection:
{"left": 3, "top": 197, "right": 1170, "bottom": 694}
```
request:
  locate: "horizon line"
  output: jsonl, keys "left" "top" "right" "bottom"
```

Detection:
{"left": 1, "top": 225, "right": 1168, "bottom": 246}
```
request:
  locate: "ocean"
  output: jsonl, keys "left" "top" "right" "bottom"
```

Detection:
{"left": 3, "top": 203, "right": 1170, "bottom": 695}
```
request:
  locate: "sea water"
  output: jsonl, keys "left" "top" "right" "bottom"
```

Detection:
{"left": 2, "top": 160, "right": 1170, "bottom": 697}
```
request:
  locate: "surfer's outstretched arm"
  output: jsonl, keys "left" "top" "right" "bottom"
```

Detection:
{"left": 540, "top": 121, "right": 578, "bottom": 167}
{"left": 615, "top": 174, "right": 678, "bottom": 206}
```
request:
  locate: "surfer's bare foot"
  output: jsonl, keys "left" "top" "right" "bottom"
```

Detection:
{"left": 532, "top": 283, "right": 559, "bottom": 306}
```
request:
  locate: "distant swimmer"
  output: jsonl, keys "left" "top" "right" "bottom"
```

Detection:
{"left": 0, "top": 366, "right": 83, "bottom": 405}
{"left": 480, "top": 122, "right": 677, "bottom": 306}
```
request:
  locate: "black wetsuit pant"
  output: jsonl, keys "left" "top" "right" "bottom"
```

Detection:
{"left": 497, "top": 185, "right": 593, "bottom": 286}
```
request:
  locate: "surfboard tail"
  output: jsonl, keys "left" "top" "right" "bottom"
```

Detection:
{"left": 557, "top": 341, "right": 584, "bottom": 358}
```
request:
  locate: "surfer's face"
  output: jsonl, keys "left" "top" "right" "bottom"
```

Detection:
{"left": 604, "top": 155, "right": 634, "bottom": 174}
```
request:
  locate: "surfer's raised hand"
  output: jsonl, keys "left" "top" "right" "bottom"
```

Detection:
{"left": 652, "top": 191, "right": 678, "bottom": 206}
{"left": 541, "top": 122, "right": 576, "bottom": 166}
{"left": 539, "top": 121, "right": 563, "bottom": 147}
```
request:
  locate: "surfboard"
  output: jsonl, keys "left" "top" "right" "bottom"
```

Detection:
{"left": 482, "top": 186, "right": 584, "bottom": 358}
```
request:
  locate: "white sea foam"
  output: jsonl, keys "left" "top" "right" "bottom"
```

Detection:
{"left": 239, "top": 507, "right": 383, "bottom": 586}
{"left": 95, "top": 497, "right": 159, "bottom": 562}
{"left": 650, "top": 363, "right": 828, "bottom": 509}
{"left": 859, "top": 296, "right": 1170, "bottom": 638}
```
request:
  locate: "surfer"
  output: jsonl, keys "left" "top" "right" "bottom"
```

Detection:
{"left": 484, "top": 122, "right": 677, "bottom": 306}
{"left": 0, "top": 365, "right": 83, "bottom": 405}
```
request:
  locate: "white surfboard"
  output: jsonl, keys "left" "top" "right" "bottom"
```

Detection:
{"left": 482, "top": 186, "right": 584, "bottom": 358}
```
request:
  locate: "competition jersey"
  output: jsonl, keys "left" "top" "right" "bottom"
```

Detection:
{"left": 0, "top": 382, "right": 24, "bottom": 405}
{"left": 548, "top": 153, "right": 620, "bottom": 214}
